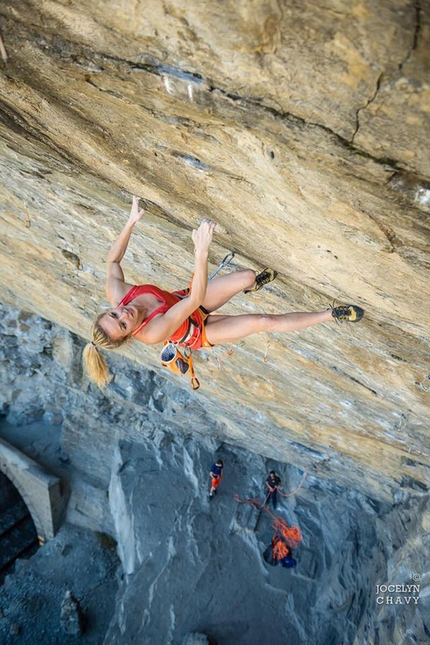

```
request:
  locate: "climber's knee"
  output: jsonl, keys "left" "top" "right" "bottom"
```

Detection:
{"left": 241, "top": 269, "right": 257, "bottom": 288}
{"left": 256, "top": 314, "right": 277, "bottom": 332}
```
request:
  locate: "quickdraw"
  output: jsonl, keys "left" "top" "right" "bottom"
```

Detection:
{"left": 209, "top": 251, "right": 235, "bottom": 280}
{"left": 415, "top": 374, "right": 430, "bottom": 392}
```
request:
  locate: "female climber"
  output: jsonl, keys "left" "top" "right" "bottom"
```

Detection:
{"left": 83, "top": 196, "right": 364, "bottom": 387}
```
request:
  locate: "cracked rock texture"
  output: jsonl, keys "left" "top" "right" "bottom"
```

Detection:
{"left": 0, "top": 0, "right": 429, "bottom": 500}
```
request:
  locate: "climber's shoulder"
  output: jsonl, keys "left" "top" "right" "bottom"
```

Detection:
{"left": 106, "top": 261, "right": 133, "bottom": 306}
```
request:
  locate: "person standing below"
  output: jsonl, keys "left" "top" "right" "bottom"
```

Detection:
{"left": 265, "top": 470, "right": 281, "bottom": 509}
{"left": 209, "top": 460, "right": 224, "bottom": 499}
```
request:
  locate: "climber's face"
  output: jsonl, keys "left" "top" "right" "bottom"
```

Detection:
{"left": 98, "top": 306, "right": 138, "bottom": 340}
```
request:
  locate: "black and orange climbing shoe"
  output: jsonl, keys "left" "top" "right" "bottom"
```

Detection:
{"left": 244, "top": 268, "right": 278, "bottom": 294}
{"left": 331, "top": 304, "right": 364, "bottom": 323}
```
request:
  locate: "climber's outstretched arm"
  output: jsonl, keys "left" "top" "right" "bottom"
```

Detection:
{"left": 105, "top": 196, "right": 145, "bottom": 305}
{"left": 136, "top": 219, "right": 216, "bottom": 344}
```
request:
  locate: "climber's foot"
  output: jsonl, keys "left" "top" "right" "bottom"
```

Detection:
{"left": 331, "top": 304, "right": 364, "bottom": 323}
{"left": 244, "top": 268, "right": 278, "bottom": 294}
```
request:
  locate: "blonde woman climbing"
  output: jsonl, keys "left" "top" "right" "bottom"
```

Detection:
{"left": 83, "top": 196, "right": 364, "bottom": 387}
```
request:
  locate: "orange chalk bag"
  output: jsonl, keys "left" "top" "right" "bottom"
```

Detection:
{"left": 160, "top": 342, "right": 200, "bottom": 390}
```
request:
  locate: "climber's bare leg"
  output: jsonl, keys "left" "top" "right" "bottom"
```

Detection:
{"left": 202, "top": 270, "right": 256, "bottom": 312}
{"left": 205, "top": 310, "right": 333, "bottom": 345}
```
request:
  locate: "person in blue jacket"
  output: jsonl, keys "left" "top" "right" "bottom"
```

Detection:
{"left": 209, "top": 460, "right": 224, "bottom": 499}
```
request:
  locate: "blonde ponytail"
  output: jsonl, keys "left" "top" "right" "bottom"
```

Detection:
{"left": 83, "top": 313, "right": 131, "bottom": 387}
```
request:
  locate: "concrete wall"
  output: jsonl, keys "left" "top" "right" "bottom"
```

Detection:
{"left": 0, "top": 438, "right": 64, "bottom": 540}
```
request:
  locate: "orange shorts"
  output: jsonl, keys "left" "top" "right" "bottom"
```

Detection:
{"left": 211, "top": 475, "right": 222, "bottom": 489}
{"left": 171, "top": 289, "right": 213, "bottom": 350}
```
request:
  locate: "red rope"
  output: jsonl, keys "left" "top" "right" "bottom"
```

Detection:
{"left": 234, "top": 478, "right": 304, "bottom": 563}
{"left": 277, "top": 471, "right": 307, "bottom": 498}
{"left": 233, "top": 494, "right": 302, "bottom": 549}
{"left": 272, "top": 517, "right": 302, "bottom": 548}
{"left": 233, "top": 471, "right": 307, "bottom": 516}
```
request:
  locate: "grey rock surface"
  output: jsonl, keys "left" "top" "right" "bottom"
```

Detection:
{"left": 105, "top": 433, "right": 429, "bottom": 645}
{"left": 182, "top": 635, "right": 209, "bottom": 645}
{"left": 60, "top": 590, "right": 84, "bottom": 635}
{"left": 0, "top": 302, "right": 224, "bottom": 535}
{"left": 0, "top": 523, "right": 119, "bottom": 645}
{"left": 1, "top": 304, "right": 429, "bottom": 644}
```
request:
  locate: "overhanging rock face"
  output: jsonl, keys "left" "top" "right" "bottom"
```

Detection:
{"left": 0, "top": 439, "right": 64, "bottom": 539}
{"left": 0, "top": 1, "right": 429, "bottom": 499}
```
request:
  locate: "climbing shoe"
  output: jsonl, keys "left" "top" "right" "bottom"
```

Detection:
{"left": 331, "top": 304, "right": 364, "bottom": 323}
{"left": 244, "top": 268, "right": 278, "bottom": 294}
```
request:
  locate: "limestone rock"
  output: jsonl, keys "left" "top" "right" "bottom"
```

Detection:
{"left": 0, "top": 0, "right": 429, "bottom": 500}
{"left": 104, "top": 429, "right": 429, "bottom": 645}
{"left": 1, "top": 307, "right": 428, "bottom": 644}
{"left": 183, "top": 634, "right": 209, "bottom": 645}
{"left": 9, "top": 623, "right": 20, "bottom": 636}
{"left": 60, "top": 590, "right": 83, "bottom": 635}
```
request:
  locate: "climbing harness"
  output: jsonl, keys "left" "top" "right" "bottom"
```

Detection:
{"left": 160, "top": 251, "right": 234, "bottom": 390}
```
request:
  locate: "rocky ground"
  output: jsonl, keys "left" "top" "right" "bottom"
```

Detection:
{"left": 0, "top": 523, "right": 120, "bottom": 645}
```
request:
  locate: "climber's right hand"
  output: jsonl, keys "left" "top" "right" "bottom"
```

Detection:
{"left": 128, "top": 196, "right": 146, "bottom": 225}
{"left": 192, "top": 218, "right": 216, "bottom": 255}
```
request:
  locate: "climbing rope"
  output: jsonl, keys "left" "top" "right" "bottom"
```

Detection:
{"left": 233, "top": 472, "right": 306, "bottom": 562}
{"left": 272, "top": 517, "right": 302, "bottom": 548}
{"left": 277, "top": 471, "right": 308, "bottom": 498}
{"left": 233, "top": 493, "right": 302, "bottom": 548}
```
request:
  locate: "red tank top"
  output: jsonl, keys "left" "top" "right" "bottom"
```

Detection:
{"left": 118, "top": 284, "right": 205, "bottom": 347}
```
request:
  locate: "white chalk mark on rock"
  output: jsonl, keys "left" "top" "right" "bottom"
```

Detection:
{"left": 163, "top": 75, "right": 174, "bottom": 95}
